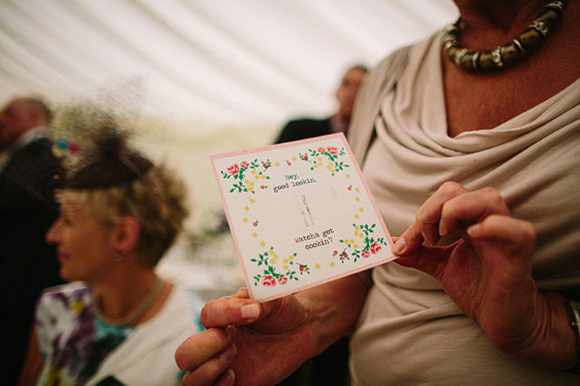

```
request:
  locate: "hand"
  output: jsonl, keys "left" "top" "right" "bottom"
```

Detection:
{"left": 391, "top": 181, "right": 577, "bottom": 369}
{"left": 175, "top": 274, "right": 368, "bottom": 385}
{"left": 175, "top": 288, "right": 313, "bottom": 386}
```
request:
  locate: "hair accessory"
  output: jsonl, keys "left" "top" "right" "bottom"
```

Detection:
{"left": 443, "top": 1, "right": 565, "bottom": 72}
{"left": 114, "top": 250, "right": 123, "bottom": 262}
{"left": 65, "top": 132, "right": 152, "bottom": 190}
{"left": 50, "top": 102, "right": 153, "bottom": 190}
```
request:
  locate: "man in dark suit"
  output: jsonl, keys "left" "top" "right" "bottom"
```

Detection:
{"left": 275, "top": 64, "right": 368, "bottom": 144}
{"left": 0, "top": 96, "right": 65, "bottom": 384}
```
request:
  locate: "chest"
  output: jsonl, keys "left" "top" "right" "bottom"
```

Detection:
{"left": 444, "top": 66, "right": 576, "bottom": 137}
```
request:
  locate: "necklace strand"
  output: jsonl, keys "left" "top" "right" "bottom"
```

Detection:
{"left": 443, "top": 1, "right": 565, "bottom": 72}
{"left": 93, "top": 276, "right": 163, "bottom": 327}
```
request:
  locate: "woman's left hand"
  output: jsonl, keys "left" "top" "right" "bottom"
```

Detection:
{"left": 392, "top": 181, "right": 577, "bottom": 369}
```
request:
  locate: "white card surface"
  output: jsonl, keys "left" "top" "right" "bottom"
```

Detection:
{"left": 211, "top": 134, "right": 396, "bottom": 301}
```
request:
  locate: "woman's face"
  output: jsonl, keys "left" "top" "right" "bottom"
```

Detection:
{"left": 46, "top": 200, "right": 117, "bottom": 283}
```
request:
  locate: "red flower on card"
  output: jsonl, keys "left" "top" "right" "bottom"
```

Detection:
{"left": 262, "top": 275, "right": 276, "bottom": 286}
{"left": 278, "top": 276, "right": 288, "bottom": 285}
{"left": 370, "top": 242, "right": 382, "bottom": 254}
{"left": 362, "top": 250, "right": 371, "bottom": 259}
{"left": 240, "top": 161, "right": 249, "bottom": 169}
{"left": 227, "top": 164, "right": 239, "bottom": 175}
{"left": 327, "top": 146, "right": 338, "bottom": 155}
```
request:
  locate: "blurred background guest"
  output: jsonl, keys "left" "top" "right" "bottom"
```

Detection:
{"left": 19, "top": 123, "right": 204, "bottom": 386}
{"left": 0, "top": 96, "right": 65, "bottom": 384}
{"left": 275, "top": 64, "right": 368, "bottom": 144}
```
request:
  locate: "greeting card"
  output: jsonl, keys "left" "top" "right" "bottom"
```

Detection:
{"left": 211, "top": 133, "right": 396, "bottom": 301}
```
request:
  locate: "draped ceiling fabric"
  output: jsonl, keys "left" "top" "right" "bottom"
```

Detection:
{"left": 0, "top": 0, "right": 458, "bottom": 228}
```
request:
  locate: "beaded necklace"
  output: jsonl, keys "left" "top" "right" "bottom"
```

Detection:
{"left": 443, "top": 1, "right": 565, "bottom": 72}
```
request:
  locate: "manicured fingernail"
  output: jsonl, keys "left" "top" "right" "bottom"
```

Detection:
{"left": 392, "top": 238, "right": 406, "bottom": 254}
{"left": 241, "top": 303, "right": 260, "bottom": 319}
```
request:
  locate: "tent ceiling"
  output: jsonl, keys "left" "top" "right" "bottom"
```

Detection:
{"left": 0, "top": 0, "right": 458, "bottom": 130}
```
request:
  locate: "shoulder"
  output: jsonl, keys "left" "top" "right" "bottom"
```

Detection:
{"left": 38, "top": 282, "right": 91, "bottom": 311}
{"left": 284, "top": 117, "right": 331, "bottom": 129}
{"left": 276, "top": 117, "right": 332, "bottom": 143}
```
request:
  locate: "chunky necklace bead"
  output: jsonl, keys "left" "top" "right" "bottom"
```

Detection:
{"left": 443, "top": 1, "right": 565, "bottom": 72}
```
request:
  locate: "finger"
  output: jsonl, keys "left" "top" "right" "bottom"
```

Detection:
{"left": 393, "top": 182, "right": 469, "bottom": 255}
{"left": 416, "top": 181, "right": 470, "bottom": 246}
{"left": 175, "top": 326, "right": 236, "bottom": 371}
{"left": 392, "top": 222, "right": 424, "bottom": 255}
{"left": 467, "top": 214, "right": 535, "bottom": 250}
{"left": 215, "top": 369, "right": 236, "bottom": 386}
{"left": 201, "top": 295, "right": 262, "bottom": 328}
{"left": 180, "top": 345, "right": 237, "bottom": 386}
{"left": 395, "top": 243, "right": 456, "bottom": 279}
{"left": 233, "top": 287, "right": 250, "bottom": 298}
{"left": 439, "top": 187, "right": 510, "bottom": 237}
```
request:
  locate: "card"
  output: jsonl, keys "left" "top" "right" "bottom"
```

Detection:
{"left": 211, "top": 133, "right": 396, "bottom": 301}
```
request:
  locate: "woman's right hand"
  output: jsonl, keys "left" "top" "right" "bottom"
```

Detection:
{"left": 175, "top": 288, "right": 316, "bottom": 386}
{"left": 175, "top": 273, "right": 369, "bottom": 386}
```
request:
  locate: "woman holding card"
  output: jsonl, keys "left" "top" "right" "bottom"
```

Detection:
{"left": 175, "top": 0, "right": 580, "bottom": 384}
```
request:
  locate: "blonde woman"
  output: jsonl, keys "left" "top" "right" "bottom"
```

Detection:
{"left": 20, "top": 134, "right": 203, "bottom": 386}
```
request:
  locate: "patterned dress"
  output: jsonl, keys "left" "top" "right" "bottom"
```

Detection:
{"left": 35, "top": 282, "right": 203, "bottom": 385}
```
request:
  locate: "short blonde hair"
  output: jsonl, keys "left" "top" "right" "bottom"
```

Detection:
{"left": 61, "top": 163, "right": 189, "bottom": 267}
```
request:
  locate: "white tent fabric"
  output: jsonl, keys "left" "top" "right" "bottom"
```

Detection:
{"left": 0, "top": 0, "right": 458, "bottom": 229}
{"left": 1, "top": 0, "right": 457, "bottom": 129}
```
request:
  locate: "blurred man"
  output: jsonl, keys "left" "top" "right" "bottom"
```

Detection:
{"left": 0, "top": 96, "right": 65, "bottom": 384}
{"left": 275, "top": 64, "right": 368, "bottom": 143}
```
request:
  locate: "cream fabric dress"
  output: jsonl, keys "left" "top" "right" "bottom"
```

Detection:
{"left": 348, "top": 29, "right": 580, "bottom": 385}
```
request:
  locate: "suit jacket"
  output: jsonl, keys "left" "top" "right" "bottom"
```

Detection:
{"left": 274, "top": 117, "right": 333, "bottom": 144}
{"left": 0, "top": 137, "right": 65, "bottom": 383}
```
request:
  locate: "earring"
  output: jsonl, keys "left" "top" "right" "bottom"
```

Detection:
{"left": 115, "top": 250, "right": 123, "bottom": 262}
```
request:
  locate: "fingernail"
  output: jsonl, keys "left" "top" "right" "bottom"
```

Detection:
{"left": 223, "top": 369, "right": 236, "bottom": 386}
{"left": 220, "top": 344, "right": 237, "bottom": 362}
{"left": 420, "top": 231, "right": 431, "bottom": 246}
{"left": 241, "top": 303, "right": 260, "bottom": 319}
{"left": 225, "top": 325, "right": 237, "bottom": 340}
{"left": 439, "top": 223, "right": 447, "bottom": 236}
{"left": 392, "top": 238, "right": 406, "bottom": 254}
{"left": 467, "top": 224, "right": 481, "bottom": 237}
